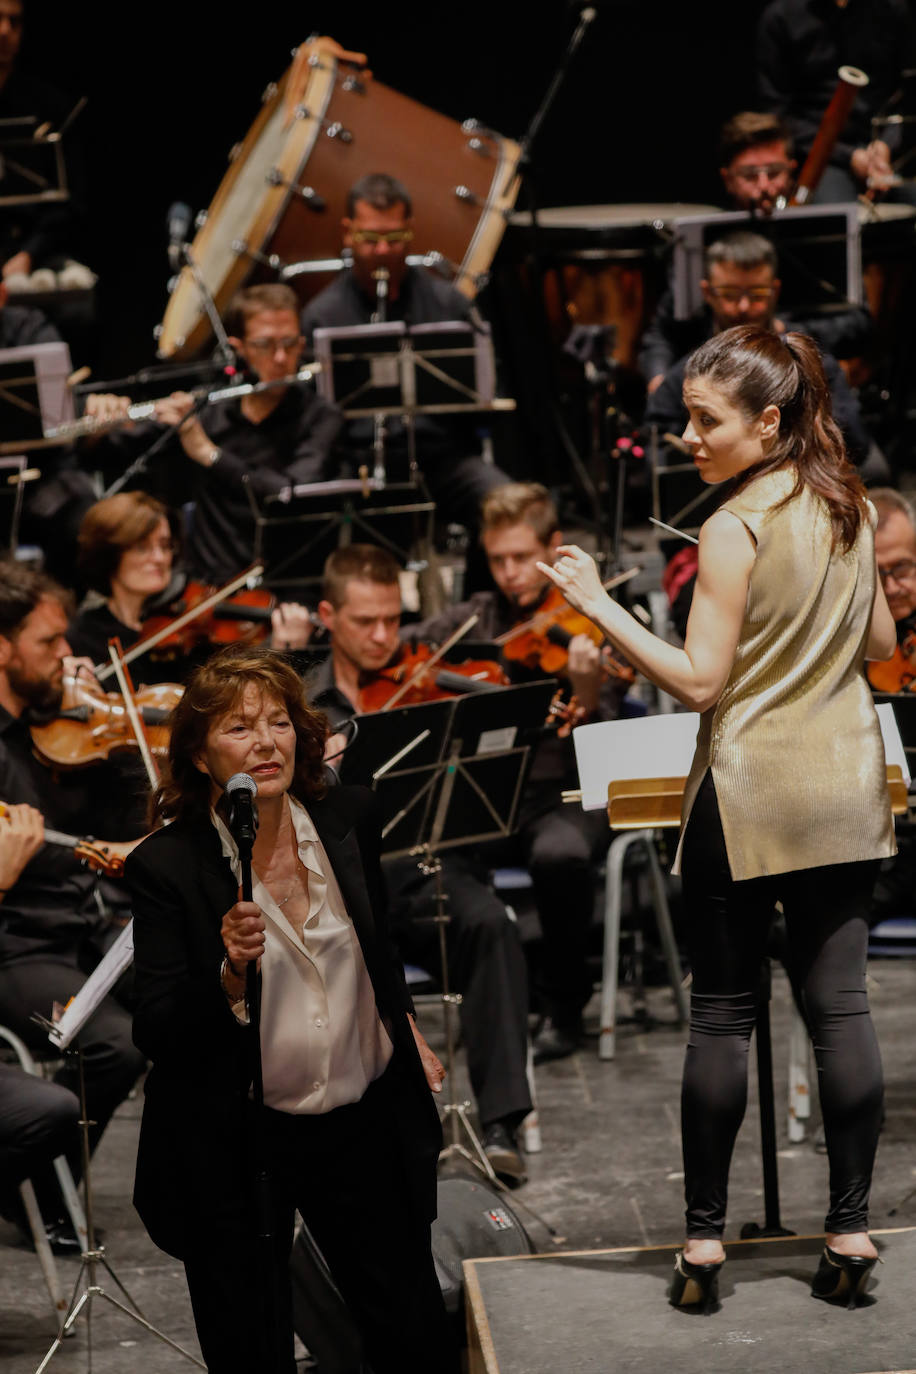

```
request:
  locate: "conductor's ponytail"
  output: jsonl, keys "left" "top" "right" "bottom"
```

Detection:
{"left": 684, "top": 325, "right": 866, "bottom": 552}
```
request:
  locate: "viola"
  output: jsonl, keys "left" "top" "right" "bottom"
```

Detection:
{"left": 0, "top": 800, "right": 140, "bottom": 877}
{"left": 29, "top": 674, "right": 183, "bottom": 770}
{"left": 358, "top": 644, "right": 508, "bottom": 714}
{"left": 495, "top": 585, "right": 635, "bottom": 686}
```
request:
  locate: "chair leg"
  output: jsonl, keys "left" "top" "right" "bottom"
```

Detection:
{"left": 787, "top": 998, "right": 811, "bottom": 1143}
{"left": 644, "top": 835, "right": 688, "bottom": 1024}
{"left": 600, "top": 831, "right": 647, "bottom": 1060}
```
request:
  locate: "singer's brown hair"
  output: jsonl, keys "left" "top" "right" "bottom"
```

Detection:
{"left": 151, "top": 644, "right": 328, "bottom": 825}
{"left": 684, "top": 324, "right": 867, "bottom": 552}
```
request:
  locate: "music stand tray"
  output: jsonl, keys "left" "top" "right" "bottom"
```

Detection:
{"left": 0, "top": 341, "right": 75, "bottom": 443}
{"left": 312, "top": 319, "right": 499, "bottom": 418}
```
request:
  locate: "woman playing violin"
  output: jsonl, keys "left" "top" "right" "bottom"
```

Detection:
{"left": 69, "top": 490, "right": 314, "bottom": 676}
{"left": 409, "top": 482, "right": 634, "bottom": 1064}
{"left": 69, "top": 491, "right": 180, "bottom": 670}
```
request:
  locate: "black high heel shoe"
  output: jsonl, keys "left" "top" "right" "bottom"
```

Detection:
{"left": 810, "top": 1246, "right": 878, "bottom": 1309}
{"left": 669, "top": 1250, "right": 725, "bottom": 1314}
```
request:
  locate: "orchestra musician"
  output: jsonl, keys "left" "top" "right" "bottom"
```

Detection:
{"left": 307, "top": 544, "right": 532, "bottom": 1184}
{"left": 0, "top": 559, "right": 146, "bottom": 1251}
{"left": 125, "top": 644, "right": 455, "bottom": 1373}
{"left": 541, "top": 324, "right": 895, "bottom": 1311}
{"left": 643, "top": 231, "right": 880, "bottom": 476}
{"left": 68, "top": 490, "right": 313, "bottom": 670}
{"left": 639, "top": 128, "right": 872, "bottom": 395}
{"left": 867, "top": 487, "right": 916, "bottom": 692}
{"left": 86, "top": 283, "right": 342, "bottom": 585}
{"left": 0, "top": 808, "right": 81, "bottom": 1253}
{"left": 718, "top": 111, "right": 798, "bottom": 217}
{"left": 756, "top": 0, "right": 915, "bottom": 204}
{"left": 409, "top": 483, "right": 633, "bottom": 1065}
{"left": 300, "top": 172, "right": 510, "bottom": 540}
{"left": 862, "top": 488, "right": 916, "bottom": 929}
{"left": 0, "top": 0, "right": 87, "bottom": 283}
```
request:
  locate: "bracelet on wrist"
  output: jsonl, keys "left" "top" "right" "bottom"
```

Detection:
{"left": 205, "top": 446, "right": 221, "bottom": 468}
{"left": 220, "top": 954, "right": 245, "bottom": 990}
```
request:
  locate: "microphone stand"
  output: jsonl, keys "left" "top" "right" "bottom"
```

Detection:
{"left": 227, "top": 783, "right": 278, "bottom": 1372}
{"left": 370, "top": 267, "right": 390, "bottom": 483}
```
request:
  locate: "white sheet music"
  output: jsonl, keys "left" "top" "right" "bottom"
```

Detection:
{"left": 49, "top": 920, "right": 134, "bottom": 1050}
{"left": 572, "top": 704, "right": 909, "bottom": 812}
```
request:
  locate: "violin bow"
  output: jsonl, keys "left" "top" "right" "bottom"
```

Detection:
{"left": 106, "top": 638, "right": 160, "bottom": 789}
{"left": 93, "top": 563, "right": 267, "bottom": 682}
{"left": 494, "top": 565, "right": 641, "bottom": 646}
{"left": 381, "top": 613, "right": 479, "bottom": 711}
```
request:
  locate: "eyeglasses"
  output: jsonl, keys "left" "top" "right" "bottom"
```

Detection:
{"left": 878, "top": 559, "right": 916, "bottom": 585}
{"left": 349, "top": 229, "right": 414, "bottom": 247}
{"left": 708, "top": 286, "right": 775, "bottom": 302}
{"left": 243, "top": 336, "right": 302, "bottom": 353}
{"left": 732, "top": 163, "right": 793, "bottom": 182}
{"left": 128, "top": 538, "right": 175, "bottom": 558}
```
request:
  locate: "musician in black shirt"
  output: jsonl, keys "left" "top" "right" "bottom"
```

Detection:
{"left": 0, "top": 561, "right": 146, "bottom": 1238}
{"left": 91, "top": 284, "right": 342, "bottom": 584}
{"left": 300, "top": 173, "right": 509, "bottom": 534}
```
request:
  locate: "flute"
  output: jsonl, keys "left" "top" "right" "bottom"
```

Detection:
{"left": 44, "top": 363, "right": 322, "bottom": 442}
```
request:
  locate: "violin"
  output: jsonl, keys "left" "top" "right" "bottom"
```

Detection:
{"left": 94, "top": 564, "right": 272, "bottom": 683}
{"left": 495, "top": 585, "right": 635, "bottom": 687}
{"left": 0, "top": 800, "right": 139, "bottom": 877}
{"left": 358, "top": 644, "right": 508, "bottom": 714}
{"left": 867, "top": 627, "right": 916, "bottom": 695}
{"left": 139, "top": 579, "right": 275, "bottom": 654}
{"left": 29, "top": 674, "right": 183, "bottom": 770}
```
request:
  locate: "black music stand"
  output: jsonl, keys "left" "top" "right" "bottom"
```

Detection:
{"left": 342, "top": 685, "right": 553, "bottom": 1179}
{"left": 247, "top": 476, "right": 437, "bottom": 592}
{"left": 34, "top": 924, "right": 205, "bottom": 1371}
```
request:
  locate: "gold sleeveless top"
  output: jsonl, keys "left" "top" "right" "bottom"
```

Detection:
{"left": 675, "top": 468, "right": 895, "bottom": 881}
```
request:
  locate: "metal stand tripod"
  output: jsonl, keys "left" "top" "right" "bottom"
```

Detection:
{"left": 33, "top": 1034, "right": 205, "bottom": 1372}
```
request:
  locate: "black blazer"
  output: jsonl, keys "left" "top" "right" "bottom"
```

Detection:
{"left": 125, "top": 785, "right": 442, "bottom": 1260}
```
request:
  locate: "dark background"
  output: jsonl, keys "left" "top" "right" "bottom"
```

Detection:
{"left": 19, "top": 1, "right": 774, "bottom": 376}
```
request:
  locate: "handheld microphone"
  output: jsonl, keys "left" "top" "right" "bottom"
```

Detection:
{"left": 166, "top": 201, "right": 193, "bottom": 272}
{"left": 225, "top": 772, "right": 258, "bottom": 851}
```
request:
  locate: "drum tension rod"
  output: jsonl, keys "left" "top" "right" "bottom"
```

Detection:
{"left": 231, "top": 239, "right": 289, "bottom": 273}
{"left": 291, "top": 106, "right": 353, "bottom": 144}
{"left": 265, "top": 169, "right": 326, "bottom": 211}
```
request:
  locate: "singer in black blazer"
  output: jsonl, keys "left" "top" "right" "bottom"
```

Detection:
{"left": 124, "top": 647, "right": 453, "bottom": 1374}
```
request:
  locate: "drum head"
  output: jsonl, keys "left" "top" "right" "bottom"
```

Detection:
{"left": 159, "top": 55, "right": 521, "bottom": 359}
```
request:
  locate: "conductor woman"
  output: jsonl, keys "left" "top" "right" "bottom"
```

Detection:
{"left": 540, "top": 324, "right": 897, "bottom": 1312}
{"left": 124, "top": 644, "right": 455, "bottom": 1372}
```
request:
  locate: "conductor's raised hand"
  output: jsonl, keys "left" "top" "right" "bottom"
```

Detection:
{"left": 537, "top": 544, "right": 607, "bottom": 622}
{"left": 221, "top": 890, "right": 266, "bottom": 973}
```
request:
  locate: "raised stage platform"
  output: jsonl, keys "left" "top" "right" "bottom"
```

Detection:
{"left": 464, "top": 1228, "right": 916, "bottom": 1374}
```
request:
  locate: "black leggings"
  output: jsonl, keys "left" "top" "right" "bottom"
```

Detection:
{"left": 680, "top": 772, "right": 884, "bottom": 1239}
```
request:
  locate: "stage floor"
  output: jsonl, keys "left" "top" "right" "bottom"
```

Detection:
{"left": 464, "top": 1230, "right": 916, "bottom": 1374}
{"left": 1, "top": 959, "right": 914, "bottom": 1372}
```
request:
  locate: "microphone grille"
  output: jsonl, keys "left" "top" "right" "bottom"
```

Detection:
{"left": 225, "top": 772, "right": 257, "bottom": 796}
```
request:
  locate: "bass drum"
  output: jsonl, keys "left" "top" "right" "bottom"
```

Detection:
{"left": 158, "top": 45, "right": 521, "bottom": 359}
{"left": 505, "top": 202, "right": 720, "bottom": 370}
